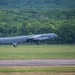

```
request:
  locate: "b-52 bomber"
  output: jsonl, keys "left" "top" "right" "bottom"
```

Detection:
{"left": 0, "top": 33, "right": 58, "bottom": 47}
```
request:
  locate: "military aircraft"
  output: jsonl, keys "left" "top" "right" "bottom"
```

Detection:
{"left": 0, "top": 33, "right": 58, "bottom": 47}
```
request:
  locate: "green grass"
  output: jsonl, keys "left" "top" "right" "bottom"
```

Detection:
{"left": 0, "top": 45, "right": 75, "bottom": 59}
{"left": 0, "top": 67, "right": 75, "bottom": 72}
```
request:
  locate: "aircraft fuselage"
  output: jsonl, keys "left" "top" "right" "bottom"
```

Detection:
{"left": 0, "top": 33, "right": 58, "bottom": 47}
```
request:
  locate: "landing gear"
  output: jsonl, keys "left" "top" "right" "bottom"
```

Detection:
{"left": 36, "top": 41, "right": 40, "bottom": 45}
{"left": 13, "top": 44, "right": 17, "bottom": 47}
{"left": 13, "top": 43, "right": 17, "bottom": 47}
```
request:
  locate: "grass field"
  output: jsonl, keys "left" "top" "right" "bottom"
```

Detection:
{"left": 0, "top": 45, "right": 75, "bottom": 74}
{"left": 0, "top": 67, "right": 75, "bottom": 72}
{"left": 0, "top": 45, "right": 75, "bottom": 59}
{"left": 0, "top": 67, "right": 75, "bottom": 75}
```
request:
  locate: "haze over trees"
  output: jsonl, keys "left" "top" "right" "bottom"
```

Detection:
{"left": 0, "top": 0, "right": 75, "bottom": 44}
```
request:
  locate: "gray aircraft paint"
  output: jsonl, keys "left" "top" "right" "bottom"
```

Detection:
{"left": 0, "top": 33, "right": 58, "bottom": 47}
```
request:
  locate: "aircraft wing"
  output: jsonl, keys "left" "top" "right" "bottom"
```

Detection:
{"left": 26, "top": 35, "right": 42, "bottom": 41}
{"left": 27, "top": 34, "right": 49, "bottom": 41}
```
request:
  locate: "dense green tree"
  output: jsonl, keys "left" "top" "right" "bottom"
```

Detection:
{"left": 0, "top": 8, "right": 75, "bottom": 44}
{"left": 58, "top": 20, "right": 75, "bottom": 43}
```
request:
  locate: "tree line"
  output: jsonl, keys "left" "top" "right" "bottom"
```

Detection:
{"left": 0, "top": 9, "right": 75, "bottom": 44}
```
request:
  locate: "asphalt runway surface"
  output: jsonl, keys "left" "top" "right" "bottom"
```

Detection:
{"left": 0, "top": 59, "right": 75, "bottom": 67}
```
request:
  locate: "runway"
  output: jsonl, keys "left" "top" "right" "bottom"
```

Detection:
{"left": 0, "top": 59, "right": 75, "bottom": 67}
